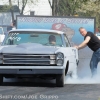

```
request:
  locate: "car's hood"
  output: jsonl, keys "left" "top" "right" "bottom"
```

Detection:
{"left": 0, "top": 43, "right": 59, "bottom": 54}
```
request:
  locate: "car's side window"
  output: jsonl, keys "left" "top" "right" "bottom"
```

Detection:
{"left": 64, "top": 34, "right": 70, "bottom": 47}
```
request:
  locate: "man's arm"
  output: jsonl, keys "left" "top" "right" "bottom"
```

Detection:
{"left": 74, "top": 36, "right": 91, "bottom": 50}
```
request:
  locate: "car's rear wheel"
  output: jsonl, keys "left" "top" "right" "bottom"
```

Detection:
{"left": 0, "top": 75, "right": 3, "bottom": 85}
{"left": 56, "top": 73, "right": 64, "bottom": 87}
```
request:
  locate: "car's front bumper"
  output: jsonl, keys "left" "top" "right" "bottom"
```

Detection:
{"left": 0, "top": 66, "right": 64, "bottom": 74}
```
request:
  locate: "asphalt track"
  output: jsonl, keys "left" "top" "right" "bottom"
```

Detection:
{"left": 0, "top": 48, "right": 100, "bottom": 100}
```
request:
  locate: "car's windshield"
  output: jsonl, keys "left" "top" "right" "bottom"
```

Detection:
{"left": 4, "top": 31, "right": 63, "bottom": 47}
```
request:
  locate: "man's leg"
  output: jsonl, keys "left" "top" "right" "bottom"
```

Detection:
{"left": 90, "top": 52, "right": 98, "bottom": 77}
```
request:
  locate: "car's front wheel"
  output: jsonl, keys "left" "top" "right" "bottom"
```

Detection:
{"left": 56, "top": 73, "right": 64, "bottom": 87}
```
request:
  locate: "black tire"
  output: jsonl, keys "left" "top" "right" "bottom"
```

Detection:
{"left": 0, "top": 75, "right": 3, "bottom": 85}
{"left": 56, "top": 73, "right": 64, "bottom": 87}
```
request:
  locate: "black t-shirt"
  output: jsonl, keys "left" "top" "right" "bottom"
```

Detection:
{"left": 84, "top": 31, "right": 100, "bottom": 51}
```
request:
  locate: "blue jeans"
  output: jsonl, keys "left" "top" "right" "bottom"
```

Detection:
{"left": 90, "top": 48, "right": 100, "bottom": 76}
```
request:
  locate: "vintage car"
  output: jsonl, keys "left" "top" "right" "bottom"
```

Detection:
{"left": 0, "top": 29, "right": 79, "bottom": 87}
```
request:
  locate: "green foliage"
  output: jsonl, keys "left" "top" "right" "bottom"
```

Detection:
{"left": 0, "top": 5, "right": 11, "bottom": 12}
{"left": 49, "top": 0, "right": 88, "bottom": 16}
{"left": 77, "top": 0, "right": 100, "bottom": 28}
{"left": 49, "top": 0, "right": 99, "bottom": 27}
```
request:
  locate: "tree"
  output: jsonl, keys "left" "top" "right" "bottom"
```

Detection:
{"left": 48, "top": 0, "right": 59, "bottom": 16}
{"left": 9, "top": 0, "right": 14, "bottom": 22}
{"left": 48, "top": 0, "right": 88, "bottom": 16}
{"left": 1, "top": 0, "right": 38, "bottom": 22}
{"left": 13, "top": 0, "right": 38, "bottom": 15}
{"left": 17, "top": 0, "right": 28, "bottom": 15}
{"left": 58, "top": 0, "right": 80, "bottom": 16}
{"left": 77, "top": 0, "right": 100, "bottom": 28}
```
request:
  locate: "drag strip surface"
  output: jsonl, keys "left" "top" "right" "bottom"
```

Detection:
{"left": 0, "top": 57, "right": 100, "bottom": 100}
{"left": 0, "top": 82, "right": 100, "bottom": 100}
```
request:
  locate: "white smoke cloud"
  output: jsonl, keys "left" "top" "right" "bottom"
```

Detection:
{"left": 65, "top": 75, "right": 100, "bottom": 84}
{"left": 65, "top": 59, "right": 100, "bottom": 84}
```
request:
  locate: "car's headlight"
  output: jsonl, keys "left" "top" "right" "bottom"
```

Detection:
{"left": 56, "top": 52, "right": 64, "bottom": 66}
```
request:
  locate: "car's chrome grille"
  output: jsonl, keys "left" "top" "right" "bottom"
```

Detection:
{"left": 2, "top": 54, "right": 55, "bottom": 65}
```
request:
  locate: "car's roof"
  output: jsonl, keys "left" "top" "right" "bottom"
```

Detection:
{"left": 9, "top": 29, "right": 64, "bottom": 34}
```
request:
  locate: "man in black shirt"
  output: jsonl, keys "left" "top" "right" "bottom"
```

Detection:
{"left": 74, "top": 27, "right": 100, "bottom": 77}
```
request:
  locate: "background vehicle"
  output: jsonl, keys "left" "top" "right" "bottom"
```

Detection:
{"left": 0, "top": 27, "right": 5, "bottom": 43}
